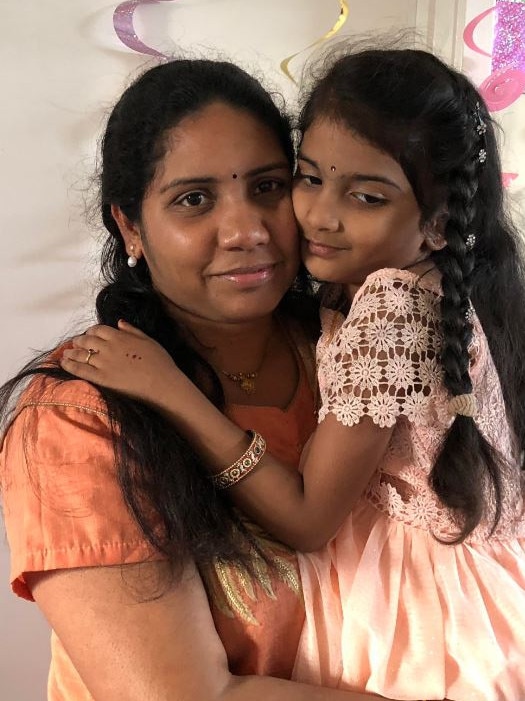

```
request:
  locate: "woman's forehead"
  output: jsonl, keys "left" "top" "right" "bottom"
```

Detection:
{"left": 152, "top": 102, "right": 290, "bottom": 186}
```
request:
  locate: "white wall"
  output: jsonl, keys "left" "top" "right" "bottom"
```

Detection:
{"left": 1, "top": 2, "right": 523, "bottom": 699}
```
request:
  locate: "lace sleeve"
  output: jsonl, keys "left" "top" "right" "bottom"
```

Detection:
{"left": 317, "top": 274, "right": 444, "bottom": 428}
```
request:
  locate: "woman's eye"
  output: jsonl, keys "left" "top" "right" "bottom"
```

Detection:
{"left": 255, "top": 179, "right": 286, "bottom": 195}
{"left": 351, "top": 192, "right": 387, "bottom": 205}
{"left": 174, "top": 191, "right": 210, "bottom": 207}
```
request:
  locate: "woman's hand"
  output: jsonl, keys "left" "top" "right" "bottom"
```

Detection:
{"left": 60, "top": 320, "right": 181, "bottom": 405}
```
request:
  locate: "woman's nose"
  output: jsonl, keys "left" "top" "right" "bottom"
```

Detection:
{"left": 218, "top": 203, "right": 271, "bottom": 250}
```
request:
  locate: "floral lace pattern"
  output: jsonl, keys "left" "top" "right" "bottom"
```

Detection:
{"left": 317, "top": 269, "right": 525, "bottom": 542}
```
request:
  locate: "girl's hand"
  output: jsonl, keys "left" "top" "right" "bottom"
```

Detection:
{"left": 61, "top": 320, "right": 181, "bottom": 405}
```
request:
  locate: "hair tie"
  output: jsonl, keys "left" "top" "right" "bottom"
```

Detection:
{"left": 448, "top": 393, "right": 478, "bottom": 418}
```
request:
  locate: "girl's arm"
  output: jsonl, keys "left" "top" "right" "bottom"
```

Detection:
{"left": 27, "top": 561, "right": 389, "bottom": 701}
{"left": 62, "top": 322, "right": 392, "bottom": 552}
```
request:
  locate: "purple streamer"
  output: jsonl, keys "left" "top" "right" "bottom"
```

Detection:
{"left": 492, "top": 0, "right": 525, "bottom": 73}
{"left": 113, "top": 0, "right": 174, "bottom": 59}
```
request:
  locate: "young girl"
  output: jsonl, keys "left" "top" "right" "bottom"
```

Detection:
{"left": 62, "top": 48, "right": 525, "bottom": 700}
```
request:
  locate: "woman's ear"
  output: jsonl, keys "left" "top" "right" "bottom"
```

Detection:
{"left": 110, "top": 204, "right": 143, "bottom": 261}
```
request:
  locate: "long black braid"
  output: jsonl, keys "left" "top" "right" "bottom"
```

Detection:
{"left": 431, "top": 98, "right": 502, "bottom": 540}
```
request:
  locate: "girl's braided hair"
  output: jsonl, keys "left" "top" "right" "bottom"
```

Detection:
{"left": 299, "top": 47, "right": 525, "bottom": 541}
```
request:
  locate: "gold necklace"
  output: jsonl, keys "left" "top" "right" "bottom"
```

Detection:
{"left": 220, "top": 369, "right": 259, "bottom": 395}
{"left": 219, "top": 327, "right": 274, "bottom": 395}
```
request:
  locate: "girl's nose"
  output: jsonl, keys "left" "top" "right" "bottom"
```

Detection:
{"left": 304, "top": 191, "right": 341, "bottom": 233}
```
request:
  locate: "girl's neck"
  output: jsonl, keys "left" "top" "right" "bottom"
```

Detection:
{"left": 344, "top": 258, "right": 437, "bottom": 302}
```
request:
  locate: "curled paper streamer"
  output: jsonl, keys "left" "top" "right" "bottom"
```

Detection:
{"left": 464, "top": 3, "right": 524, "bottom": 185}
{"left": 113, "top": 0, "right": 174, "bottom": 59}
{"left": 463, "top": 6, "right": 495, "bottom": 58}
{"left": 280, "top": 0, "right": 349, "bottom": 85}
{"left": 463, "top": 3, "right": 525, "bottom": 110}
{"left": 479, "top": 67, "right": 525, "bottom": 111}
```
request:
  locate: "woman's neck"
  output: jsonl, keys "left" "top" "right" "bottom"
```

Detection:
{"left": 175, "top": 313, "right": 277, "bottom": 375}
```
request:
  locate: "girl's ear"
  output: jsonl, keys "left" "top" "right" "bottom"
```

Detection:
{"left": 111, "top": 204, "right": 144, "bottom": 260}
{"left": 423, "top": 210, "right": 448, "bottom": 251}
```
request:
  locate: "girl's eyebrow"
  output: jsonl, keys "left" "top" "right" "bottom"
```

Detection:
{"left": 297, "top": 152, "right": 401, "bottom": 191}
{"left": 159, "top": 161, "right": 290, "bottom": 194}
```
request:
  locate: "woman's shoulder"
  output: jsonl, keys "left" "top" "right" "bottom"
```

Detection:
{"left": 19, "top": 373, "right": 106, "bottom": 417}
{"left": 14, "top": 345, "right": 107, "bottom": 419}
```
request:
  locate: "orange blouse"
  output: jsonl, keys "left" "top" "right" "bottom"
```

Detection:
{"left": 1, "top": 348, "right": 317, "bottom": 699}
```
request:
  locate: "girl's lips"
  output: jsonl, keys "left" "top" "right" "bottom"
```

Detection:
{"left": 305, "top": 240, "right": 344, "bottom": 258}
{"left": 216, "top": 264, "right": 277, "bottom": 287}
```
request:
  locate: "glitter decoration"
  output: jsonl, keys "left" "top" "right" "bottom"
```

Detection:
{"left": 280, "top": 0, "right": 349, "bottom": 85}
{"left": 492, "top": 0, "right": 525, "bottom": 73}
{"left": 113, "top": 0, "right": 174, "bottom": 59}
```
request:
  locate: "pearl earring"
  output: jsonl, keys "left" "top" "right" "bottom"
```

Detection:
{"left": 127, "top": 245, "right": 138, "bottom": 268}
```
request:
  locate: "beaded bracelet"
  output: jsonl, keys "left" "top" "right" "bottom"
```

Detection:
{"left": 211, "top": 430, "right": 266, "bottom": 490}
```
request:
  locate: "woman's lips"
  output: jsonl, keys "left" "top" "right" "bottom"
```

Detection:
{"left": 215, "top": 263, "right": 278, "bottom": 287}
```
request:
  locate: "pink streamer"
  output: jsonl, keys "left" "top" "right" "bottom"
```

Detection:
{"left": 463, "top": 3, "right": 524, "bottom": 185}
{"left": 113, "top": 0, "right": 174, "bottom": 59}
{"left": 479, "top": 67, "right": 525, "bottom": 110}
{"left": 463, "top": 6, "right": 495, "bottom": 57}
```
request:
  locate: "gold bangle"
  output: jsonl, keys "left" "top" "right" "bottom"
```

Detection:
{"left": 211, "top": 430, "right": 266, "bottom": 490}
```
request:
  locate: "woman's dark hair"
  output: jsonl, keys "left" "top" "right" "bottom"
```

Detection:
{"left": 299, "top": 47, "right": 525, "bottom": 542}
{"left": 0, "top": 59, "right": 314, "bottom": 573}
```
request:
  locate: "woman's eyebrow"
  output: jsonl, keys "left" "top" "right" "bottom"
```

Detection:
{"left": 159, "top": 161, "right": 290, "bottom": 193}
{"left": 160, "top": 176, "right": 216, "bottom": 193}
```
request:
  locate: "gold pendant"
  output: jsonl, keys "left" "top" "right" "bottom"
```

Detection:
{"left": 240, "top": 377, "right": 256, "bottom": 394}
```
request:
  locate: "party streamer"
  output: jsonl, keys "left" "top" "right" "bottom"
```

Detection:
{"left": 463, "top": 2, "right": 523, "bottom": 187}
{"left": 113, "top": 0, "right": 174, "bottom": 59}
{"left": 280, "top": 0, "right": 349, "bottom": 85}
{"left": 463, "top": 2, "right": 525, "bottom": 111}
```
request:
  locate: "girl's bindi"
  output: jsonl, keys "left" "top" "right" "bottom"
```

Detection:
{"left": 330, "top": 165, "right": 337, "bottom": 172}
{"left": 232, "top": 173, "right": 238, "bottom": 179}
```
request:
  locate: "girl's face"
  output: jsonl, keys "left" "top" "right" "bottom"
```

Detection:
{"left": 293, "top": 119, "right": 429, "bottom": 297}
{"left": 115, "top": 102, "right": 299, "bottom": 326}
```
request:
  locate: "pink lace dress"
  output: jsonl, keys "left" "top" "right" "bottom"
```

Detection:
{"left": 293, "top": 268, "right": 525, "bottom": 700}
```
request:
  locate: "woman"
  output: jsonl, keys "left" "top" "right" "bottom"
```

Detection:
{"left": 0, "top": 59, "right": 390, "bottom": 701}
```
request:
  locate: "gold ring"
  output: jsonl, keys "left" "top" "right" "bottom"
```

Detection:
{"left": 85, "top": 348, "right": 97, "bottom": 365}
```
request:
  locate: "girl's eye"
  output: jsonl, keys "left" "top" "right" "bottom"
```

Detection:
{"left": 351, "top": 192, "right": 387, "bottom": 205}
{"left": 295, "top": 172, "right": 322, "bottom": 187}
{"left": 174, "top": 191, "right": 210, "bottom": 207}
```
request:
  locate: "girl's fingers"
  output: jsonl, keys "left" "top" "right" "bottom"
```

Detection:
{"left": 60, "top": 354, "right": 100, "bottom": 381}
{"left": 71, "top": 334, "right": 103, "bottom": 351}
{"left": 117, "top": 319, "right": 149, "bottom": 339}
{"left": 83, "top": 324, "right": 118, "bottom": 341}
{"left": 62, "top": 347, "right": 101, "bottom": 367}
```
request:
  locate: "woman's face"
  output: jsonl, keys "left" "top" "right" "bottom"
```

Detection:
{"left": 117, "top": 102, "right": 299, "bottom": 326}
